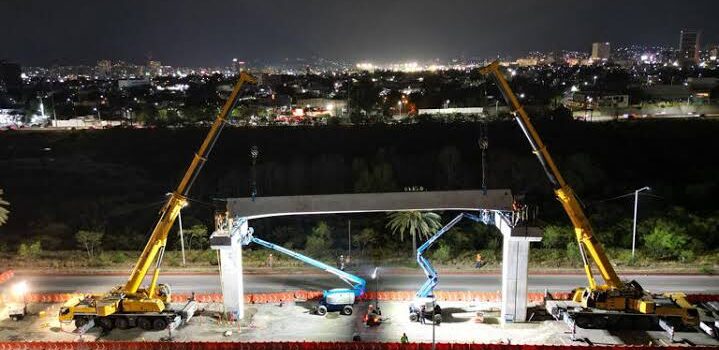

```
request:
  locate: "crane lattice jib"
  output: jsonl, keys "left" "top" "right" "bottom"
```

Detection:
{"left": 123, "top": 73, "right": 256, "bottom": 293}
{"left": 250, "top": 236, "right": 366, "bottom": 296}
{"left": 479, "top": 61, "right": 621, "bottom": 290}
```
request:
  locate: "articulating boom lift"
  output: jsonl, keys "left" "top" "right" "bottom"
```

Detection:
{"left": 410, "top": 211, "right": 499, "bottom": 324}
{"left": 59, "top": 73, "right": 257, "bottom": 331}
{"left": 228, "top": 218, "right": 366, "bottom": 316}
{"left": 480, "top": 61, "right": 698, "bottom": 330}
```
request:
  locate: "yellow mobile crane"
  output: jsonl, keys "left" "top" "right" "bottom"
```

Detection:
{"left": 480, "top": 61, "right": 698, "bottom": 330}
{"left": 59, "top": 72, "right": 256, "bottom": 331}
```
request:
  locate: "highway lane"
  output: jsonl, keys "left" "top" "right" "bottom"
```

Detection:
{"left": 11, "top": 272, "right": 719, "bottom": 294}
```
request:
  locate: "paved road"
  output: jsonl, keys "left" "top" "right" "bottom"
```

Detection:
{"left": 11, "top": 272, "right": 719, "bottom": 294}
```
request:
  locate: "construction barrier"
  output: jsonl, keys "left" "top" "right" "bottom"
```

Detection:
{"left": 24, "top": 290, "right": 719, "bottom": 305}
{"left": 687, "top": 294, "right": 719, "bottom": 303}
{"left": 0, "top": 269, "right": 14, "bottom": 285}
{"left": 0, "top": 341, "right": 710, "bottom": 350}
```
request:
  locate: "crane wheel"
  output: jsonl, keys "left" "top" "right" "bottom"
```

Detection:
{"left": 152, "top": 318, "right": 168, "bottom": 330}
{"left": 316, "top": 305, "right": 328, "bottom": 316}
{"left": 342, "top": 305, "right": 353, "bottom": 316}
{"left": 115, "top": 317, "right": 130, "bottom": 330}
{"left": 74, "top": 317, "right": 89, "bottom": 329}
{"left": 138, "top": 317, "right": 153, "bottom": 330}
{"left": 409, "top": 313, "right": 419, "bottom": 322}
{"left": 433, "top": 314, "right": 442, "bottom": 325}
{"left": 99, "top": 317, "right": 114, "bottom": 330}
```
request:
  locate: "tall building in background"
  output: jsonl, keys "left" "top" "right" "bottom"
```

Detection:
{"left": 591, "top": 42, "right": 611, "bottom": 61}
{"left": 0, "top": 60, "right": 22, "bottom": 97}
{"left": 679, "top": 29, "right": 701, "bottom": 64}
{"left": 96, "top": 60, "right": 112, "bottom": 77}
{"left": 709, "top": 45, "right": 719, "bottom": 61}
{"left": 147, "top": 60, "right": 162, "bottom": 77}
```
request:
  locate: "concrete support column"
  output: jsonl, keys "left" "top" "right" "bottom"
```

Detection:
{"left": 501, "top": 238, "right": 530, "bottom": 323}
{"left": 494, "top": 212, "right": 541, "bottom": 323}
{"left": 210, "top": 218, "right": 247, "bottom": 319}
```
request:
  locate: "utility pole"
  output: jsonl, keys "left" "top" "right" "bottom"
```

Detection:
{"left": 50, "top": 93, "right": 57, "bottom": 126}
{"left": 632, "top": 186, "right": 651, "bottom": 258}
{"left": 347, "top": 219, "right": 351, "bottom": 263}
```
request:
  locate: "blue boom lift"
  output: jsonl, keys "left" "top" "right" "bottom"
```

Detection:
{"left": 238, "top": 224, "right": 366, "bottom": 316}
{"left": 410, "top": 211, "right": 500, "bottom": 324}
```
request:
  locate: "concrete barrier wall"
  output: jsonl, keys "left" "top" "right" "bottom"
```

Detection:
{"left": 0, "top": 270, "right": 14, "bottom": 285}
{"left": 0, "top": 342, "right": 705, "bottom": 349}
{"left": 24, "top": 291, "right": 718, "bottom": 304}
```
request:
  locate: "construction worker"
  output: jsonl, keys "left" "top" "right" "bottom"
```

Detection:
{"left": 419, "top": 305, "right": 426, "bottom": 325}
{"left": 400, "top": 333, "right": 409, "bottom": 343}
{"left": 475, "top": 252, "right": 484, "bottom": 269}
{"left": 338, "top": 254, "right": 345, "bottom": 270}
{"left": 267, "top": 253, "right": 274, "bottom": 269}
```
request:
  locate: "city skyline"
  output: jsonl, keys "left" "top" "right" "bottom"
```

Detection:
{"left": 2, "top": 0, "right": 719, "bottom": 66}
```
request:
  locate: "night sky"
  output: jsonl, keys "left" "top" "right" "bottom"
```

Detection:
{"left": 1, "top": 0, "right": 718, "bottom": 66}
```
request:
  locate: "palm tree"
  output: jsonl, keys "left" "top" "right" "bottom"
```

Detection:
{"left": 386, "top": 211, "right": 442, "bottom": 258}
{"left": 0, "top": 188, "right": 9, "bottom": 227}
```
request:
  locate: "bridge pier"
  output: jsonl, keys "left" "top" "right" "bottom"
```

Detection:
{"left": 491, "top": 213, "right": 542, "bottom": 323}
{"left": 210, "top": 217, "right": 247, "bottom": 319}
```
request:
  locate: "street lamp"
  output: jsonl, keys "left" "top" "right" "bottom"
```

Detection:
{"left": 632, "top": 186, "right": 651, "bottom": 258}
{"left": 431, "top": 299, "right": 436, "bottom": 350}
{"left": 93, "top": 107, "right": 102, "bottom": 126}
{"left": 250, "top": 146, "right": 259, "bottom": 201}
{"left": 397, "top": 100, "right": 402, "bottom": 117}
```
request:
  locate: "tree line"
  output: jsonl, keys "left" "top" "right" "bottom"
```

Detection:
{"left": 0, "top": 119, "right": 717, "bottom": 265}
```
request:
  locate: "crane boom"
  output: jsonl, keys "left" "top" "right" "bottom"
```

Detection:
{"left": 479, "top": 61, "right": 621, "bottom": 290}
{"left": 123, "top": 72, "right": 256, "bottom": 293}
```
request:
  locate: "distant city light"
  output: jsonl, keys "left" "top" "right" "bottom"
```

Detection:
{"left": 356, "top": 62, "right": 375, "bottom": 71}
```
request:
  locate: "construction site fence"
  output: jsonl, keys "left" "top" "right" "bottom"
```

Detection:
{"left": 0, "top": 270, "right": 14, "bottom": 285}
{"left": 25, "top": 291, "right": 719, "bottom": 305}
{"left": 0, "top": 342, "right": 709, "bottom": 350}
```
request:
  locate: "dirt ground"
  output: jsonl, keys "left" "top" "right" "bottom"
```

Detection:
{"left": 0, "top": 300, "right": 717, "bottom": 346}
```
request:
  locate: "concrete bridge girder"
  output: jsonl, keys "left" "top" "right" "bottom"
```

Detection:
{"left": 210, "top": 190, "right": 542, "bottom": 322}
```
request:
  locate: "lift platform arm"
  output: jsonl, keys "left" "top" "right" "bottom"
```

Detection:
{"left": 416, "top": 212, "right": 487, "bottom": 298}
{"left": 479, "top": 61, "right": 621, "bottom": 291}
{"left": 122, "top": 72, "right": 256, "bottom": 294}
{"left": 244, "top": 231, "right": 366, "bottom": 297}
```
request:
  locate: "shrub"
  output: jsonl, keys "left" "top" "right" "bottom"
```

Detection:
{"left": 17, "top": 241, "right": 42, "bottom": 259}
{"left": 110, "top": 251, "right": 128, "bottom": 264}
{"left": 543, "top": 225, "right": 572, "bottom": 249}
{"left": 305, "top": 221, "right": 333, "bottom": 258}
{"left": 566, "top": 242, "right": 581, "bottom": 266}
{"left": 644, "top": 219, "right": 690, "bottom": 260}
{"left": 76, "top": 230, "right": 104, "bottom": 259}
{"left": 432, "top": 243, "right": 452, "bottom": 264}
{"left": 94, "top": 252, "right": 114, "bottom": 266}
